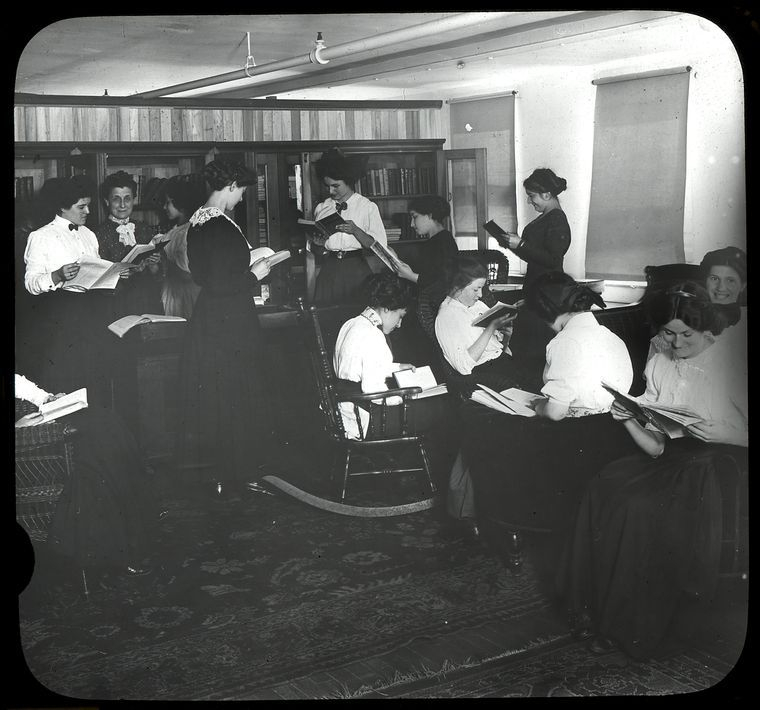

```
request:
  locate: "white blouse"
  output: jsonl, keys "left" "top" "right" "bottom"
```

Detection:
{"left": 540, "top": 311, "right": 633, "bottom": 415}
{"left": 24, "top": 216, "right": 101, "bottom": 295}
{"left": 434, "top": 296, "right": 506, "bottom": 375}
{"left": 159, "top": 222, "right": 192, "bottom": 274}
{"left": 642, "top": 335, "right": 747, "bottom": 433}
{"left": 14, "top": 374, "right": 51, "bottom": 408}
{"left": 314, "top": 192, "right": 388, "bottom": 252}
{"left": 333, "top": 308, "right": 402, "bottom": 439}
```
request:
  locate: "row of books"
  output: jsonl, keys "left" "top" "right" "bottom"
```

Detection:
{"left": 359, "top": 167, "right": 436, "bottom": 197}
{"left": 15, "top": 176, "right": 35, "bottom": 202}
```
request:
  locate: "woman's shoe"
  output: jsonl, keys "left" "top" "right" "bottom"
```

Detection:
{"left": 588, "top": 635, "right": 617, "bottom": 655}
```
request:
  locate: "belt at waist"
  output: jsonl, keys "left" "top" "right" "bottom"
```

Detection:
{"left": 325, "top": 249, "right": 364, "bottom": 259}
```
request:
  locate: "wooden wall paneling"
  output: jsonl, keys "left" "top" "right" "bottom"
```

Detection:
{"left": 308, "top": 110, "right": 319, "bottom": 140}
{"left": 299, "top": 110, "right": 310, "bottom": 140}
{"left": 159, "top": 108, "right": 172, "bottom": 141}
{"left": 34, "top": 107, "right": 48, "bottom": 141}
{"left": 147, "top": 108, "right": 161, "bottom": 141}
{"left": 318, "top": 111, "right": 330, "bottom": 141}
{"left": 289, "top": 110, "right": 301, "bottom": 141}
{"left": 260, "top": 110, "right": 271, "bottom": 141}
{"left": 222, "top": 109, "right": 235, "bottom": 141}
{"left": 254, "top": 110, "right": 264, "bottom": 141}
{"left": 15, "top": 107, "right": 26, "bottom": 141}
{"left": 372, "top": 111, "right": 382, "bottom": 140}
{"left": 344, "top": 110, "right": 355, "bottom": 141}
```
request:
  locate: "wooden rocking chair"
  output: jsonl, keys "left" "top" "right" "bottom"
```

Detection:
{"left": 296, "top": 298, "right": 437, "bottom": 503}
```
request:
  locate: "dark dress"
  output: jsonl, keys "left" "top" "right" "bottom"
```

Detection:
{"left": 556, "top": 341, "right": 748, "bottom": 659}
{"left": 43, "top": 406, "right": 159, "bottom": 569}
{"left": 177, "top": 207, "right": 271, "bottom": 486}
{"left": 509, "top": 208, "right": 572, "bottom": 384}
{"left": 94, "top": 219, "right": 163, "bottom": 319}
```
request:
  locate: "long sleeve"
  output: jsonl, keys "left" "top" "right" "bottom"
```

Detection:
{"left": 512, "top": 210, "right": 570, "bottom": 271}
{"left": 14, "top": 374, "right": 51, "bottom": 407}
{"left": 417, "top": 230, "right": 458, "bottom": 290}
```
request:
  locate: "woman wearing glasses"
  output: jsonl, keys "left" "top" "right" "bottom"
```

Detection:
{"left": 558, "top": 282, "right": 747, "bottom": 660}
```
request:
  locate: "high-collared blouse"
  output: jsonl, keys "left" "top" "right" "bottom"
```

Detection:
{"left": 314, "top": 192, "right": 388, "bottom": 252}
{"left": 434, "top": 296, "right": 506, "bottom": 375}
{"left": 540, "top": 311, "right": 633, "bottom": 416}
{"left": 333, "top": 307, "right": 402, "bottom": 439}
{"left": 24, "top": 216, "right": 101, "bottom": 295}
{"left": 95, "top": 218, "right": 158, "bottom": 262}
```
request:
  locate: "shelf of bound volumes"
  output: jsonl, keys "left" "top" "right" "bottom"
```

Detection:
{"left": 359, "top": 165, "right": 436, "bottom": 198}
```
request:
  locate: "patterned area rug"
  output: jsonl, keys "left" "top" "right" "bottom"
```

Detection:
{"left": 17, "top": 482, "right": 559, "bottom": 701}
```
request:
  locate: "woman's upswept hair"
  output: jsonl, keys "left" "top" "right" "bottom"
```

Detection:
{"left": 447, "top": 254, "right": 488, "bottom": 296}
{"left": 408, "top": 195, "right": 451, "bottom": 223}
{"left": 40, "top": 175, "right": 95, "bottom": 215}
{"left": 364, "top": 272, "right": 415, "bottom": 311}
{"left": 524, "top": 271, "right": 606, "bottom": 323}
{"left": 523, "top": 168, "right": 567, "bottom": 197}
{"left": 644, "top": 280, "right": 725, "bottom": 336}
{"left": 203, "top": 159, "right": 257, "bottom": 192}
{"left": 162, "top": 175, "right": 206, "bottom": 216}
{"left": 315, "top": 147, "right": 367, "bottom": 186}
{"left": 100, "top": 170, "right": 137, "bottom": 199}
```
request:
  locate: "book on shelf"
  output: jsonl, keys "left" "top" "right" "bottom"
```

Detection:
{"left": 14, "top": 387, "right": 89, "bottom": 427}
{"left": 471, "top": 384, "right": 545, "bottom": 417}
{"left": 62, "top": 256, "right": 137, "bottom": 292}
{"left": 471, "top": 301, "right": 520, "bottom": 328}
{"left": 249, "top": 246, "right": 292, "bottom": 268}
{"left": 393, "top": 365, "right": 448, "bottom": 399}
{"left": 482, "top": 220, "right": 511, "bottom": 250}
{"left": 601, "top": 382, "right": 702, "bottom": 439}
{"left": 108, "top": 313, "right": 187, "bottom": 338}
{"left": 297, "top": 211, "right": 347, "bottom": 238}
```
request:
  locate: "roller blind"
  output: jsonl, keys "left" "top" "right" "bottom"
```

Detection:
{"left": 585, "top": 70, "right": 690, "bottom": 280}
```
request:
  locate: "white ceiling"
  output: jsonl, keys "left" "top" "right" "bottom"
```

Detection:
{"left": 14, "top": 11, "right": 741, "bottom": 102}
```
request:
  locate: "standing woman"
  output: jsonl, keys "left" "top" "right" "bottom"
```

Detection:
{"left": 497, "top": 168, "right": 571, "bottom": 380}
{"left": 23, "top": 176, "right": 120, "bottom": 406}
{"left": 94, "top": 170, "right": 163, "bottom": 318}
{"left": 311, "top": 147, "right": 389, "bottom": 304}
{"left": 155, "top": 175, "right": 206, "bottom": 319}
{"left": 177, "top": 158, "right": 272, "bottom": 496}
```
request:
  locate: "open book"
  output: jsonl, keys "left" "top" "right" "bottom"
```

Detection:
{"left": 298, "top": 212, "right": 347, "bottom": 238}
{"left": 62, "top": 256, "right": 137, "bottom": 292}
{"left": 601, "top": 382, "right": 702, "bottom": 439}
{"left": 369, "top": 240, "right": 402, "bottom": 273}
{"left": 16, "top": 387, "right": 89, "bottom": 427}
{"left": 249, "top": 246, "right": 292, "bottom": 269}
{"left": 471, "top": 384, "right": 545, "bottom": 417}
{"left": 471, "top": 302, "right": 519, "bottom": 328}
{"left": 108, "top": 314, "right": 187, "bottom": 338}
{"left": 482, "top": 219, "right": 511, "bottom": 250}
{"left": 122, "top": 240, "right": 169, "bottom": 265}
{"left": 393, "top": 365, "right": 448, "bottom": 399}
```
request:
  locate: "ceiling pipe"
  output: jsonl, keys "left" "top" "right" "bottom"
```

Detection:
{"left": 134, "top": 12, "right": 512, "bottom": 99}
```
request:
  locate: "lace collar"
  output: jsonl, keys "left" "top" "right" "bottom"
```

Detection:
{"left": 360, "top": 307, "right": 383, "bottom": 329}
{"left": 189, "top": 206, "right": 243, "bottom": 235}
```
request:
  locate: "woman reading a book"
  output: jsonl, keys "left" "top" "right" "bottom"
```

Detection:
{"left": 22, "top": 176, "right": 117, "bottom": 406}
{"left": 333, "top": 273, "right": 458, "bottom": 488}
{"left": 154, "top": 175, "right": 206, "bottom": 319}
{"left": 434, "top": 254, "right": 521, "bottom": 395}
{"left": 15, "top": 374, "right": 160, "bottom": 579}
{"left": 94, "top": 170, "right": 163, "bottom": 319}
{"left": 557, "top": 281, "right": 747, "bottom": 659}
{"left": 492, "top": 168, "right": 571, "bottom": 382}
{"left": 310, "top": 147, "right": 390, "bottom": 304}
{"left": 458, "top": 271, "right": 639, "bottom": 535}
{"left": 177, "top": 158, "right": 273, "bottom": 497}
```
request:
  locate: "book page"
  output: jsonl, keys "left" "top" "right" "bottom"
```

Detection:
{"left": 369, "top": 241, "right": 401, "bottom": 272}
{"left": 471, "top": 389, "right": 517, "bottom": 415}
{"left": 62, "top": 256, "right": 116, "bottom": 291}
{"left": 266, "top": 250, "right": 291, "bottom": 267}
{"left": 394, "top": 365, "right": 438, "bottom": 390}
{"left": 250, "top": 246, "right": 275, "bottom": 266}
{"left": 475, "top": 383, "right": 537, "bottom": 417}
{"left": 471, "top": 302, "right": 518, "bottom": 328}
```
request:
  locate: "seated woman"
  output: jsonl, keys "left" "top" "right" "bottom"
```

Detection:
{"left": 333, "top": 273, "right": 458, "bottom": 488}
{"left": 557, "top": 281, "right": 747, "bottom": 660}
{"left": 458, "top": 271, "right": 639, "bottom": 532}
{"left": 154, "top": 175, "right": 206, "bottom": 319}
{"left": 434, "top": 254, "right": 520, "bottom": 395}
{"left": 15, "top": 374, "right": 161, "bottom": 579}
{"left": 647, "top": 245, "right": 746, "bottom": 359}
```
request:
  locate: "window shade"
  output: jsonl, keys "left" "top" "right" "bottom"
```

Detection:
{"left": 585, "top": 71, "right": 690, "bottom": 280}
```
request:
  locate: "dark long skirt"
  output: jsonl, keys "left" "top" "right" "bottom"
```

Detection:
{"left": 19, "top": 291, "right": 117, "bottom": 409}
{"left": 177, "top": 289, "right": 272, "bottom": 485}
{"left": 314, "top": 253, "right": 372, "bottom": 305}
{"left": 47, "top": 407, "right": 159, "bottom": 569}
{"left": 556, "top": 438, "right": 733, "bottom": 659}
{"left": 462, "top": 404, "right": 640, "bottom": 531}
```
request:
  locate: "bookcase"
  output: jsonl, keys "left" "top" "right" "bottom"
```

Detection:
{"left": 14, "top": 139, "right": 489, "bottom": 305}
